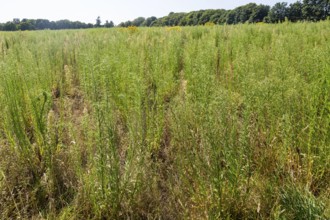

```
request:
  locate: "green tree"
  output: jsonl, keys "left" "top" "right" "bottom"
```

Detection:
{"left": 302, "top": 0, "right": 330, "bottom": 21}
{"left": 19, "top": 21, "right": 34, "bottom": 31}
{"left": 3, "top": 22, "right": 17, "bottom": 31}
{"left": 118, "top": 20, "right": 133, "bottom": 27}
{"left": 249, "top": 4, "right": 270, "bottom": 23}
{"left": 226, "top": 3, "right": 268, "bottom": 24}
{"left": 199, "top": 10, "right": 216, "bottom": 25}
{"left": 209, "top": 9, "right": 228, "bottom": 24}
{"left": 35, "top": 19, "right": 51, "bottom": 30}
{"left": 132, "top": 17, "right": 145, "bottom": 26}
{"left": 226, "top": 10, "right": 237, "bottom": 24}
{"left": 268, "top": 2, "right": 289, "bottom": 23}
{"left": 13, "top": 18, "right": 20, "bottom": 24}
{"left": 288, "top": 1, "right": 303, "bottom": 22}
{"left": 142, "top": 16, "right": 157, "bottom": 27}
{"left": 105, "top": 20, "right": 114, "bottom": 28}
{"left": 96, "top": 16, "right": 102, "bottom": 27}
{"left": 169, "top": 13, "right": 186, "bottom": 26}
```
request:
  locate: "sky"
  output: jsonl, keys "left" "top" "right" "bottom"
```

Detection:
{"left": 1, "top": 0, "right": 299, "bottom": 25}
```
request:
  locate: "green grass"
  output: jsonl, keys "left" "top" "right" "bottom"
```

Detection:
{"left": 0, "top": 22, "right": 329, "bottom": 219}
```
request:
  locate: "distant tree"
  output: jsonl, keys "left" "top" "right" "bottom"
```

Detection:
{"left": 13, "top": 18, "right": 20, "bottom": 24}
{"left": 96, "top": 16, "right": 102, "bottom": 27}
{"left": 182, "top": 12, "right": 196, "bottom": 25}
{"left": 19, "top": 21, "right": 35, "bottom": 31}
{"left": 165, "top": 12, "right": 186, "bottom": 26}
{"left": 0, "top": 18, "right": 95, "bottom": 31}
{"left": 118, "top": 20, "right": 133, "bottom": 27}
{"left": 105, "top": 20, "right": 114, "bottom": 28}
{"left": 3, "top": 22, "right": 17, "bottom": 31}
{"left": 118, "top": 22, "right": 125, "bottom": 27}
{"left": 199, "top": 10, "right": 215, "bottom": 25}
{"left": 225, "top": 3, "right": 270, "bottom": 24}
{"left": 268, "top": 2, "right": 289, "bottom": 23}
{"left": 287, "top": 1, "right": 303, "bottom": 22}
{"left": 210, "top": 9, "right": 228, "bottom": 24}
{"left": 132, "top": 17, "right": 145, "bottom": 26}
{"left": 142, "top": 16, "right": 157, "bottom": 27}
{"left": 249, "top": 4, "right": 270, "bottom": 23}
{"left": 49, "top": 21, "right": 57, "bottom": 29}
{"left": 302, "top": 0, "right": 330, "bottom": 21}
{"left": 55, "top": 20, "right": 73, "bottom": 29}
{"left": 241, "top": 3, "right": 258, "bottom": 23}
{"left": 72, "top": 21, "right": 89, "bottom": 29}
{"left": 125, "top": 21, "right": 132, "bottom": 27}
{"left": 35, "top": 19, "right": 51, "bottom": 30}
{"left": 225, "top": 10, "right": 236, "bottom": 24}
{"left": 193, "top": 11, "right": 205, "bottom": 25}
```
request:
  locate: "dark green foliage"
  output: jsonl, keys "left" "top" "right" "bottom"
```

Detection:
{"left": 226, "top": 3, "right": 270, "bottom": 24}
{"left": 104, "top": 20, "right": 114, "bottom": 28}
{"left": 19, "top": 21, "right": 35, "bottom": 31}
{"left": 3, "top": 22, "right": 17, "bottom": 31}
{"left": 0, "top": 18, "right": 96, "bottom": 31}
{"left": 280, "top": 186, "right": 326, "bottom": 219}
{"left": 268, "top": 2, "right": 289, "bottom": 23}
{"left": 117, "top": 1, "right": 330, "bottom": 27}
{"left": 142, "top": 16, "right": 157, "bottom": 27}
{"left": 132, "top": 17, "right": 146, "bottom": 27}
{"left": 152, "top": 12, "right": 186, "bottom": 26}
{"left": 288, "top": 1, "right": 304, "bottom": 22}
{"left": 249, "top": 4, "right": 271, "bottom": 23}
{"left": 118, "top": 20, "right": 132, "bottom": 27}
{"left": 303, "top": 0, "right": 330, "bottom": 21}
{"left": 95, "top": 16, "right": 101, "bottom": 27}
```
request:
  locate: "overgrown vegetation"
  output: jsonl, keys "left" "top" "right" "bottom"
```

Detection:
{"left": 0, "top": 21, "right": 329, "bottom": 219}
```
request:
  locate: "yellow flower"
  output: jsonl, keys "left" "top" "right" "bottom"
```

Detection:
{"left": 166, "top": 26, "right": 182, "bottom": 32}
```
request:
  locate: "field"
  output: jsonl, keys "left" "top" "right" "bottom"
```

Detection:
{"left": 0, "top": 22, "right": 329, "bottom": 219}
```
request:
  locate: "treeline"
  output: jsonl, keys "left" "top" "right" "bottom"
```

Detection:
{"left": 119, "top": 0, "right": 330, "bottom": 27}
{"left": 0, "top": 17, "right": 114, "bottom": 31}
{"left": 1, "top": 1, "right": 329, "bottom": 31}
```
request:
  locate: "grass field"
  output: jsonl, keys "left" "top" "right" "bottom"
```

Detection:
{"left": 0, "top": 21, "right": 329, "bottom": 219}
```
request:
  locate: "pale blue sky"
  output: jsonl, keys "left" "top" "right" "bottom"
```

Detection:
{"left": 1, "top": 0, "right": 299, "bottom": 25}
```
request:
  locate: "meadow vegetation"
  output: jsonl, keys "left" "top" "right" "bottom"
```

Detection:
{"left": 0, "top": 21, "right": 329, "bottom": 219}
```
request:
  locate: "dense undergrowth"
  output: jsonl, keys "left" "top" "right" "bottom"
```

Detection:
{"left": 0, "top": 21, "right": 329, "bottom": 219}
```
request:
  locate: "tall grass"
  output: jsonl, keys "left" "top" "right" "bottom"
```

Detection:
{"left": 0, "top": 22, "right": 329, "bottom": 219}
